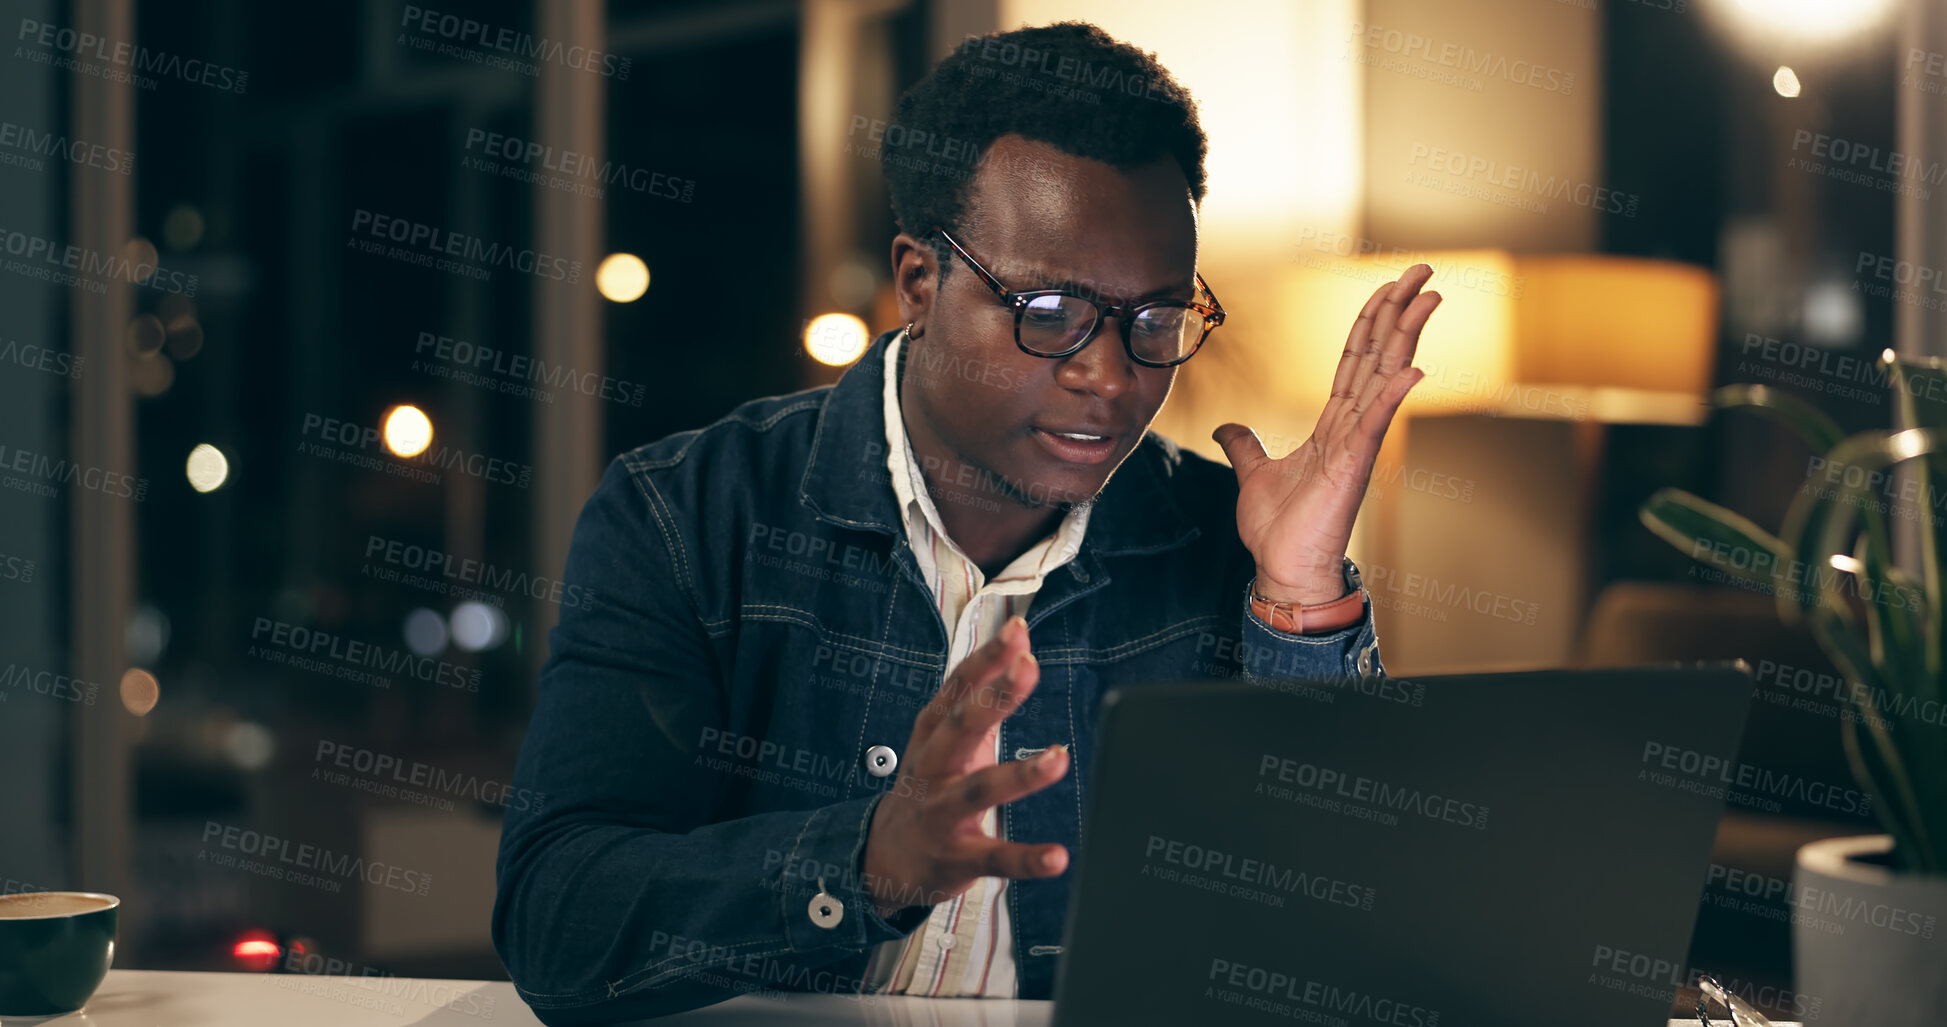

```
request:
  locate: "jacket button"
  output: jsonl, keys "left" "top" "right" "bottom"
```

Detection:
{"left": 808, "top": 891, "right": 845, "bottom": 929}
{"left": 864, "top": 745, "right": 898, "bottom": 777}
{"left": 1356, "top": 645, "right": 1374, "bottom": 678}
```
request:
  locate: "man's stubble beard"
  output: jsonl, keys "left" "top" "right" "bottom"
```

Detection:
{"left": 901, "top": 330, "right": 1112, "bottom": 515}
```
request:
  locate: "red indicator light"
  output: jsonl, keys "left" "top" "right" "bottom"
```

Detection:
{"left": 232, "top": 933, "right": 281, "bottom": 972}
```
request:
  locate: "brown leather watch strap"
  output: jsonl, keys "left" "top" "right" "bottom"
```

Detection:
{"left": 1249, "top": 578, "right": 1365, "bottom": 635}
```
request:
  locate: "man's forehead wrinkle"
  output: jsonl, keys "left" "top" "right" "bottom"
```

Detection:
{"left": 957, "top": 142, "right": 1198, "bottom": 302}
{"left": 960, "top": 203, "right": 1198, "bottom": 301}
{"left": 988, "top": 253, "right": 1194, "bottom": 303}
{"left": 967, "top": 215, "right": 1180, "bottom": 299}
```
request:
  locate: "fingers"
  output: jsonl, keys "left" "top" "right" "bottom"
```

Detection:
{"left": 910, "top": 615, "right": 1033, "bottom": 752}
{"left": 1354, "top": 266, "right": 1433, "bottom": 392}
{"left": 1349, "top": 289, "right": 1441, "bottom": 421}
{"left": 974, "top": 839, "right": 1070, "bottom": 881}
{"left": 937, "top": 647, "right": 1040, "bottom": 757}
{"left": 1329, "top": 282, "right": 1392, "bottom": 401}
{"left": 932, "top": 744, "right": 1070, "bottom": 825}
{"left": 1354, "top": 366, "right": 1427, "bottom": 444}
{"left": 1328, "top": 267, "right": 1434, "bottom": 443}
{"left": 1379, "top": 284, "right": 1440, "bottom": 376}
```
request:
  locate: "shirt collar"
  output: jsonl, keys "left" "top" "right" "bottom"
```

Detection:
{"left": 882, "top": 327, "right": 1091, "bottom": 579}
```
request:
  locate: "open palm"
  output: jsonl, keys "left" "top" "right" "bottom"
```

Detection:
{"left": 1212, "top": 265, "right": 1441, "bottom": 604}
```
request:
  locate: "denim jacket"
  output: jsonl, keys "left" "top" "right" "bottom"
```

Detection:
{"left": 493, "top": 328, "right": 1386, "bottom": 1024}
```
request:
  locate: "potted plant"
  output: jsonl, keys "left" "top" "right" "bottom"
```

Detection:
{"left": 1639, "top": 351, "right": 1946, "bottom": 1025}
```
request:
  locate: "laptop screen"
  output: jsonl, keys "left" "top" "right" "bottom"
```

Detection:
{"left": 1053, "top": 666, "right": 1753, "bottom": 1027}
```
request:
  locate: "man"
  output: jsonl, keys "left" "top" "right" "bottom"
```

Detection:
{"left": 493, "top": 21, "right": 1439, "bottom": 1025}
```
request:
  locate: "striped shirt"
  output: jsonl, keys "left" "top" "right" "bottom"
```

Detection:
{"left": 861, "top": 328, "right": 1092, "bottom": 997}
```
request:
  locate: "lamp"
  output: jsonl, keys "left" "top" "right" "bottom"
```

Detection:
{"left": 1512, "top": 255, "right": 1718, "bottom": 395}
{"left": 1164, "top": 250, "right": 1717, "bottom": 458}
{"left": 1154, "top": 249, "right": 1720, "bottom": 676}
{"left": 1397, "top": 251, "right": 1719, "bottom": 423}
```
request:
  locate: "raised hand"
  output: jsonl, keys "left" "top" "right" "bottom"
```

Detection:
{"left": 861, "top": 615, "right": 1069, "bottom": 918}
{"left": 1212, "top": 265, "right": 1442, "bottom": 605}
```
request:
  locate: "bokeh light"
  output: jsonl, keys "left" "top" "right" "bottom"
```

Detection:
{"left": 230, "top": 932, "right": 280, "bottom": 973}
{"left": 225, "top": 721, "right": 275, "bottom": 770}
{"left": 130, "top": 353, "right": 175, "bottom": 397}
{"left": 186, "top": 444, "right": 229, "bottom": 493}
{"left": 121, "top": 237, "right": 159, "bottom": 283}
{"left": 404, "top": 608, "right": 448, "bottom": 656}
{"left": 451, "top": 601, "right": 510, "bottom": 652}
{"left": 596, "top": 253, "right": 650, "bottom": 302}
{"left": 162, "top": 205, "right": 205, "bottom": 250}
{"left": 119, "top": 668, "right": 160, "bottom": 717}
{"left": 803, "top": 313, "right": 870, "bottom": 366}
{"left": 126, "top": 604, "right": 172, "bottom": 665}
{"left": 127, "top": 314, "right": 166, "bottom": 357}
{"left": 383, "top": 405, "right": 433, "bottom": 457}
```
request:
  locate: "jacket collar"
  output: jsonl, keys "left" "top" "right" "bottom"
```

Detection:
{"left": 798, "top": 328, "right": 1201, "bottom": 557}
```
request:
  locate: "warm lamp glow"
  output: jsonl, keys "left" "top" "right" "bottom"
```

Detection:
{"left": 383, "top": 405, "right": 434, "bottom": 457}
{"left": 1239, "top": 251, "right": 1716, "bottom": 425}
{"left": 1723, "top": 0, "right": 1896, "bottom": 41}
{"left": 1511, "top": 256, "right": 1718, "bottom": 395}
{"left": 1271, "top": 251, "right": 1522, "bottom": 419}
{"left": 1703, "top": 0, "right": 1897, "bottom": 58}
{"left": 998, "top": 0, "right": 1362, "bottom": 258}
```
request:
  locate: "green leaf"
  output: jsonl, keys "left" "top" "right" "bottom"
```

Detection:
{"left": 1713, "top": 383, "right": 1847, "bottom": 453}
{"left": 1643, "top": 381, "right": 1947, "bottom": 877}
{"left": 1885, "top": 354, "right": 1947, "bottom": 676}
{"left": 1841, "top": 694, "right": 1930, "bottom": 874}
{"left": 1819, "top": 607, "right": 1940, "bottom": 873}
{"left": 1639, "top": 488, "right": 1791, "bottom": 589}
{"left": 1780, "top": 428, "right": 1947, "bottom": 875}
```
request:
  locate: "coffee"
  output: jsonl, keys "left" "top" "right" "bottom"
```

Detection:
{"left": 0, "top": 890, "right": 118, "bottom": 1015}
{"left": 0, "top": 892, "right": 115, "bottom": 918}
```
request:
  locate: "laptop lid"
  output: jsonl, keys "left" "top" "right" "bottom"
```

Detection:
{"left": 1051, "top": 665, "right": 1754, "bottom": 1027}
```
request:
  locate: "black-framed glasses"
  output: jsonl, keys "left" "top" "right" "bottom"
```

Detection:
{"left": 933, "top": 226, "right": 1225, "bottom": 368}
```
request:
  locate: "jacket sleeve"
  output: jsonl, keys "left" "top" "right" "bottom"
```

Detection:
{"left": 1235, "top": 557, "right": 1386, "bottom": 684}
{"left": 493, "top": 457, "right": 927, "bottom": 1024}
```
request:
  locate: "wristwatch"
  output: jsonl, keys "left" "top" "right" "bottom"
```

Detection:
{"left": 1249, "top": 576, "right": 1365, "bottom": 635}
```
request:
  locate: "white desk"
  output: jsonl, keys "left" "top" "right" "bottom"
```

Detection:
{"left": 20, "top": 971, "right": 1778, "bottom": 1026}
{"left": 22, "top": 971, "right": 1052, "bottom": 1026}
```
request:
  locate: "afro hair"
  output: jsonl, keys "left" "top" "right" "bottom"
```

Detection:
{"left": 880, "top": 22, "right": 1208, "bottom": 274}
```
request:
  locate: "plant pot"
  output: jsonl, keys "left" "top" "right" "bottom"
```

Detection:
{"left": 1793, "top": 835, "right": 1947, "bottom": 1026}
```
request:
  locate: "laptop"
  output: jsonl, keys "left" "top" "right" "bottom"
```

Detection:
{"left": 1051, "top": 665, "right": 1755, "bottom": 1027}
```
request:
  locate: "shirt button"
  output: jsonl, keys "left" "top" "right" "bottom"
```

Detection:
{"left": 864, "top": 745, "right": 898, "bottom": 777}
{"left": 936, "top": 934, "right": 956, "bottom": 951}
{"left": 808, "top": 891, "right": 845, "bottom": 929}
